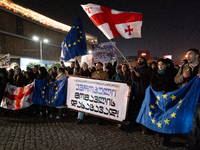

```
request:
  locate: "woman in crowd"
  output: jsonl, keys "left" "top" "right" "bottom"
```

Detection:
{"left": 150, "top": 58, "right": 178, "bottom": 146}
{"left": 13, "top": 68, "right": 24, "bottom": 87}
{"left": 50, "top": 66, "right": 58, "bottom": 81}
{"left": 24, "top": 71, "right": 34, "bottom": 86}
{"left": 111, "top": 65, "right": 122, "bottom": 81}
{"left": 7, "top": 69, "right": 14, "bottom": 85}
{"left": 38, "top": 67, "right": 52, "bottom": 117}
{"left": 55, "top": 67, "right": 67, "bottom": 119}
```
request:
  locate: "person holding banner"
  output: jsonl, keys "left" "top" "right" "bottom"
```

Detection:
{"left": 55, "top": 67, "right": 67, "bottom": 119}
{"left": 91, "top": 62, "right": 109, "bottom": 125}
{"left": 174, "top": 48, "right": 200, "bottom": 150}
{"left": 76, "top": 62, "right": 91, "bottom": 124}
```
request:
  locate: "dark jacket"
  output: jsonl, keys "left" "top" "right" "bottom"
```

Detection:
{"left": 131, "top": 65, "right": 152, "bottom": 95}
{"left": 150, "top": 69, "right": 178, "bottom": 92}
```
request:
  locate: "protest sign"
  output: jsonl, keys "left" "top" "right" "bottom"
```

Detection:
{"left": 67, "top": 77, "right": 130, "bottom": 122}
{"left": 92, "top": 42, "right": 117, "bottom": 63}
{"left": 0, "top": 54, "right": 10, "bottom": 67}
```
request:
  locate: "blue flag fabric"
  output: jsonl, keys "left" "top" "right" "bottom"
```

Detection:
{"left": 136, "top": 76, "right": 200, "bottom": 134}
{"left": 61, "top": 17, "right": 87, "bottom": 61}
{"left": 32, "top": 77, "right": 67, "bottom": 106}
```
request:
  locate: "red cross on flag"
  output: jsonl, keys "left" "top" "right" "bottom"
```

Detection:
{"left": 1, "top": 82, "right": 34, "bottom": 110}
{"left": 81, "top": 3, "right": 143, "bottom": 39}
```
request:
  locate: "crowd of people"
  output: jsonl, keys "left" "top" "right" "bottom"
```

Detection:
{"left": 0, "top": 48, "right": 199, "bottom": 149}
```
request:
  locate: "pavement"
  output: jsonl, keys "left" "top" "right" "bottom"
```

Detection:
{"left": 0, "top": 109, "right": 187, "bottom": 150}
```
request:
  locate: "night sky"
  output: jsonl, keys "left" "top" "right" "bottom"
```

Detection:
{"left": 12, "top": 0, "right": 200, "bottom": 64}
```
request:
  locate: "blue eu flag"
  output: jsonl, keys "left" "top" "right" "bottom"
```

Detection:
{"left": 136, "top": 76, "right": 200, "bottom": 134}
{"left": 32, "top": 77, "right": 67, "bottom": 106}
{"left": 61, "top": 17, "right": 87, "bottom": 61}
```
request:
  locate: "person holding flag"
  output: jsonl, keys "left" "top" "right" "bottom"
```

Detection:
{"left": 150, "top": 59, "right": 178, "bottom": 146}
{"left": 174, "top": 48, "right": 200, "bottom": 150}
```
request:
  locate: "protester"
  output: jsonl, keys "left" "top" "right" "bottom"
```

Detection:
{"left": 174, "top": 48, "right": 200, "bottom": 150}
{"left": 13, "top": 68, "right": 24, "bottom": 87}
{"left": 79, "top": 62, "right": 91, "bottom": 77}
{"left": 32, "top": 65, "right": 39, "bottom": 79}
{"left": 38, "top": 67, "right": 52, "bottom": 117}
{"left": 111, "top": 65, "right": 122, "bottom": 81}
{"left": 55, "top": 67, "right": 67, "bottom": 119}
{"left": 91, "top": 62, "right": 109, "bottom": 125}
{"left": 7, "top": 69, "right": 14, "bottom": 85}
{"left": 76, "top": 62, "right": 91, "bottom": 124}
{"left": 24, "top": 71, "right": 34, "bottom": 86}
{"left": 150, "top": 59, "right": 178, "bottom": 146}
{"left": 130, "top": 56, "right": 152, "bottom": 134}
{"left": 0, "top": 68, "right": 8, "bottom": 84}
{"left": 165, "top": 58, "right": 178, "bottom": 78}
{"left": 50, "top": 66, "right": 58, "bottom": 81}
{"left": 61, "top": 60, "right": 80, "bottom": 75}
{"left": 150, "top": 61, "right": 157, "bottom": 72}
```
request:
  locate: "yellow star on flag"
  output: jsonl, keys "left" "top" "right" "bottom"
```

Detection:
{"left": 80, "top": 36, "right": 82, "bottom": 39}
{"left": 54, "top": 96, "right": 56, "bottom": 99}
{"left": 54, "top": 84, "right": 56, "bottom": 86}
{"left": 73, "top": 26, "right": 75, "bottom": 28}
{"left": 76, "top": 26, "right": 79, "bottom": 29}
{"left": 42, "top": 95, "right": 45, "bottom": 98}
{"left": 155, "top": 100, "right": 159, "bottom": 105}
{"left": 56, "top": 87, "right": 58, "bottom": 90}
{"left": 176, "top": 105, "right": 180, "bottom": 109}
{"left": 73, "top": 42, "right": 76, "bottom": 45}
{"left": 55, "top": 92, "right": 58, "bottom": 94}
{"left": 45, "top": 99, "right": 48, "bottom": 102}
{"left": 64, "top": 44, "right": 66, "bottom": 47}
{"left": 77, "top": 39, "right": 80, "bottom": 42}
{"left": 171, "top": 112, "right": 176, "bottom": 118}
{"left": 164, "top": 119, "right": 170, "bottom": 125}
{"left": 79, "top": 31, "right": 82, "bottom": 34}
{"left": 62, "top": 42, "right": 64, "bottom": 44}
{"left": 51, "top": 100, "right": 54, "bottom": 102}
{"left": 68, "top": 44, "right": 71, "bottom": 47}
{"left": 50, "top": 82, "right": 52, "bottom": 84}
{"left": 49, "top": 101, "right": 50, "bottom": 104}
{"left": 149, "top": 111, "right": 153, "bottom": 116}
{"left": 151, "top": 118, "right": 155, "bottom": 124}
{"left": 157, "top": 95, "right": 160, "bottom": 100}
{"left": 150, "top": 105, "right": 155, "bottom": 109}
{"left": 178, "top": 99, "right": 182, "bottom": 104}
{"left": 162, "top": 94, "right": 167, "bottom": 99}
{"left": 171, "top": 94, "right": 176, "bottom": 100}
{"left": 42, "top": 91, "right": 45, "bottom": 94}
{"left": 47, "top": 83, "right": 49, "bottom": 86}
{"left": 157, "top": 122, "right": 162, "bottom": 128}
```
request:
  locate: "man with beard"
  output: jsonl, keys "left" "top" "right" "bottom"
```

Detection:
{"left": 175, "top": 48, "right": 200, "bottom": 150}
{"left": 130, "top": 56, "right": 152, "bottom": 134}
{"left": 91, "top": 62, "right": 109, "bottom": 125}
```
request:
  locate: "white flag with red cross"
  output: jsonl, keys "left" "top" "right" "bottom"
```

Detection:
{"left": 81, "top": 3, "right": 143, "bottom": 39}
{"left": 1, "top": 82, "right": 34, "bottom": 110}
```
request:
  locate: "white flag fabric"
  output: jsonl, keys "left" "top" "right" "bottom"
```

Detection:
{"left": 0, "top": 53, "right": 10, "bottom": 67}
{"left": 81, "top": 3, "right": 143, "bottom": 39}
{"left": 1, "top": 82, "right": 34, "bottom": 110}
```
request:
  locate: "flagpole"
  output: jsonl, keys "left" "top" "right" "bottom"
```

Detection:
{"left": 108, "top": 39, "right": 136, "bottom": 73}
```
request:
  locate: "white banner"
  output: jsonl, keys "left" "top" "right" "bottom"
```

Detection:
{"left": 67, "top": 77, "right": 130, "bottom": 122}
{"left": 0, "top": 54, "right": 10, "bottom": 67}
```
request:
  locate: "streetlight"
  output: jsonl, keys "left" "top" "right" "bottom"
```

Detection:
{"left": 32, "top": 36, "right": 49, "bottom": 61}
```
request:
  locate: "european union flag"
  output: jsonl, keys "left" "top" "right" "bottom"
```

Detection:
{"left": 32, "top": 77, "right": 67, "bottom": 106}
{"left": 136, "top": 76, "right": 200, "bottom": 134}
{"left": 61, "top": 17, "right": 87, "bottom": 61}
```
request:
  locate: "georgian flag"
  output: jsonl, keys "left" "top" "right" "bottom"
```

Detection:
{"left": 1, "top": 83, "right": 34, "bottom": 110}
{"left": 81, "top": 3, "right": 143, "bottom": 39}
